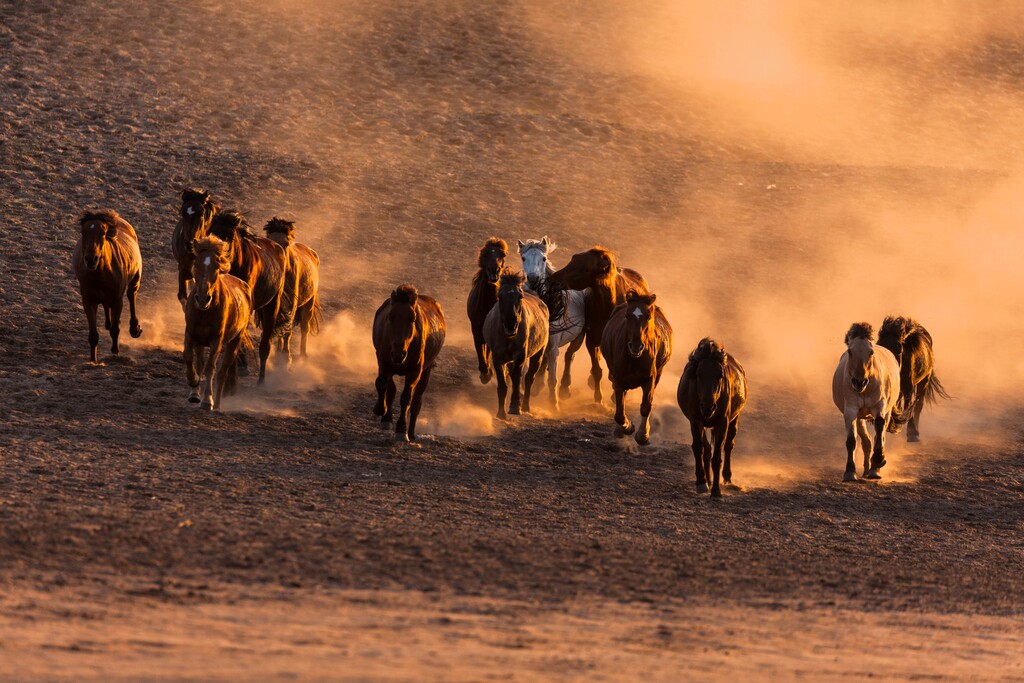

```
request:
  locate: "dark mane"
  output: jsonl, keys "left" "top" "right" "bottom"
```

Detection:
{"left": 477, "top": 238, "right": 508, "bottom": 268}
{"left": 879, "top": 315, "right": 932, "bottom": 347}
{"left": 192, "top": 235, "right": 231, "bottom": 271}
{"left": 625, "top": 290, "right": 657, "bottom": 307}
{"left": 210, "top": 210, "right": 259, "bottom": 243}
{"left": 264, "top": 217, "right": 296, "bottom": 245}
{"left": 181, "top": 187, "right": 211, "bottom": 204}
{"left": 499, "top": 269, "right": 526, "bottom": 289}
{"left": 845, "top": 322, "right": 874, "bottom": 343}
{"left": 391, "top": 284, "right": 419, "bottom": 306}
{"left": 80, "top": 210, "right": 121, "bottom": 227}
{"left": 688, "top": 337, "right": 727, "bottom": 365}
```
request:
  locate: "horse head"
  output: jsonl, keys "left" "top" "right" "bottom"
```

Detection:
{"left": 623, "top": 290, "right": 658, "bottom": 360}
{"left": 209, "top": 210, "right": 251, "bottom": 263}
{"left": 477, "top": 238, "right": 507, "bottom": 284}
{"left": 190, "top": 235, "right": 231, "bottom": 310}
{"left": 179, "top": 188, "right": 219, "bottom": 253}
{"left": 387, "top": 285, "right": 419, "bottom": 365}
{"left": 264, "top": 216, "right": 296, "bottom": 248}
{"left": 550, "top": 247, "right": 614, "bottom": 290}
{"left": 844, "top": 322, "right": 876, "bottom": 393}
{"left": 497, "top": 270, "right": 527, "bottom": 337}
{"left": 79, "top": 210, "right": 120, "bottom": 271}
{"left": 518, "top": 236, "right": 556, "bottom": 291}
{"left": 689, "top": 338, "right": 729, "bottom": 421}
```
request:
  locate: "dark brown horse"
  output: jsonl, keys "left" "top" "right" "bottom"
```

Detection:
{"left": 73, "top": 210, "right": 144, "bottom": 362}
{"left": 184, "top": 236, "right": 253, "bottom": 410}
{"left": 373, "top": 285, "right": 446, "bottom": 443}
{"left": 483, "top": 271, "right": 549, "bottom": 420}
{"left": 677, "top": 338, "right": 748, "bottom": 497}
{"left": 466, "top": 238, "right": 508, "bottom": 384}
{"left": 550, "top": 247, "right": 649, "bottom": 403}
{"left": 264, "top": 217, "right": 322, "bottom": 364}
{"left": 170, "top": 188, "right": 219, "bottom": 308}
{"left": 209, "top": 211, "right": 287, "bottom": 384}
{"left": 877, "top": 316, "right": 950, "bottom": 442}
{"left": 600, "top": 291, "right": 671, "bottom": 445}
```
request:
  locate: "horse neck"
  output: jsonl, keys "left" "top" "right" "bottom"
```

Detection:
{"left": 473, "top": 271, "right": 498, "bottom": 299}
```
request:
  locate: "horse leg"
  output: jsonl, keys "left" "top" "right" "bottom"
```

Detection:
{"left": 908, "top": 378, "right": 927, "bottom": 442}
{"left": 560, "top": 330, "right": 585, "bottom": 399}
{"left": 857, "top": 419, "right": 872, "bottom": 476}
{"left": 395, "top": 372, "right": 419, "bottom": 441}
{"left": 474, "top": 329, "right": 492, "bottom": 384}
{"left": 184, "top": 337, "right": 201, "bottom": 403}
{"left": 866, "top": 414, "right": 887, "bottom": 479}
{"left": 613, "top": 384, "right": 633, "bottom": 436}
{"left": 587, "top": 344, "right": 604, "bottom": 404}
{"left": 508, "top": 357, "right": 524, "bottom": 416}
{"left": 200, "top": 341, "right": 220, "bottom": 410}
{"left": 102, "top": 303, "right": 111, "bottom": 331}
{"left": 127, "top": 271, "right": 142, "bottom": 338}
{"left": 407, "top": 365, "right": 432, "bottom": 443}
{"left": 723, "top": 418, "right": 740, "bottom": 488}
{"left": 296, "top": 301, "right": 313, "bottom": 359}
{"left": 523, "top": 350, "right": 543, "bottom": 414}
{"left": 702, "top": 433, "right": 712, "bottom": 488}
{"left": 494, "top": 361, "right": 509, "bottom": 420}
{"left": 546, "top": 344, "right": 559, "bottom": 410}
{"left": 635, "top": 379, "right": 654, "bottom": 445}
{"left": 108, "top": 298, "right": 123, "bottom": 355}
{"left": 256, "top": 307, "right": 274, "bottom": 385}
{"left": 842, "top": 411, "right": 858, "bottom": 481}
{"left": 691, "top": 421, "right": 708, "bottom": 493}
{"left": 177, "top": 259, "right": 192, "bottom": 310}
{"left": 710, "top": 425, "right": 726, "bottom": 498}
{"left": 280, "top": 328, "right": 293, "bottom": 370}
{"left": 213, "top": 338, "right": 241, "bottom": 410}
{"left": 83, "top": 297, "right": 100, "bottom": 363}
{"left": 224, "top": 350, "right": 239, "bottom": 396}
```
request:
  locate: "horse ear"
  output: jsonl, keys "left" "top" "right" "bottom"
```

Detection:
{"left": 541, "top": 236, "right": 549, "bottom": 246}
{"left": 626, "top": 289, "right": 638, "bottom": 301}
{"left": 600, "top": 255, "right": 612, "bottom": 273}
{"left": 517, "top": 239, "right": 525, "bottom": 252}
{"left": 648, "top": 293, "right": 657, "bottom": 304}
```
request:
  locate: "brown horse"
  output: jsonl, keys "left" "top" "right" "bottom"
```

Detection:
{"left": 600, "top": 291, "right": 671, "bottom": 445}
{"left": 877, "top": 316, "right": 950, "bottom": 442}
{"left": 170, "top": 188, "right": 219, "bottom": 308}
{"left": 466, "top": 238, "right": 508, "bottom": 384}
{"left": 677, "top": 338, "right": 748, "bottom": 497}
{"left": 483, "top": 271, "right": 549, "bottom": 419}
{"left": 209, "top": 211, "right": 287, "bottom": 384}
{"left": 550, "top": 247, "right": 649, "bottom": 403}
{"left": 264, "top": 217, "right": 322, "bottom": 365}
{"left": 73, "top": 210, "right": 144, "bottom": 362}
{"left": 373, "top": 285, "right": 446, "bottom": 442}
{"left": 184, "top": 236, "right": 253, "bottom": 410}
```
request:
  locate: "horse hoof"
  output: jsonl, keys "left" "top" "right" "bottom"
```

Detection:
{"left": 635, "top": 433, "right": 650, "bottom": 446}
{"left": 200, "top": 401, "right": 213, "bottom": 411}
{"left": 696, "top": 483, "right": 709, "bottom": 494}
{"left": 130, "top": 325, "right": 143, "bottom": 339}
{"left": 864, "top": 469, "right": 882, "bottom": 480}
{"left": 479, "top": 371, "right": 492, "bottom": 385}
{"left": 710, "top": 488, "right": 723, "bottom": 499}
{"left": 395, "top": 432, "right": 410, "bottom": 443}
{"left": 843, "top": 471, "right": 857, "bottom": 482}
{"left": 908, "top": 434, "right": 920, "bottom": 443}
{"left": 379, "top": 419, "right": 393, "bottom": 430}
{"left": 559, "top": 386, "right": 571, "bottom": 399}
{"left": 621, "top": 423, "right": 635, "bottom": 436}
{"left": 509, "top": 406, "right": 521, "bottom": 416}
{"left": 497, "top": 412, "right": 508, "bottom": 421}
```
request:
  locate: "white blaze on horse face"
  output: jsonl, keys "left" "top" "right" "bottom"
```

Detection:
{"left": 204, "top": 256, "right": 212, "bottom": 267}
{"left": 187, "top": 206, "right": 195, "bottom": 216}
{"left": 633, "top": 307, "right": 643, "bottom": 319}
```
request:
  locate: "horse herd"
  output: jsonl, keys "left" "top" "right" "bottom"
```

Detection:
{"left": 72, "top": 189, "right": 948, "bottom": 496}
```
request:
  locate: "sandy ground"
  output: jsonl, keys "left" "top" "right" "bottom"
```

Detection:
{"left": 2, "top": 0, "right": 1024, "bottom": 679}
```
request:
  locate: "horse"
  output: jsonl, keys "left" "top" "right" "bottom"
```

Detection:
{"left": 264, "top": 217, "right": 322, "bottom": 365}
{"left": 209, "top": 211, "right": 287, "bottom": 384}
{"left": 518, "top": 236, "right": 587, "bottom": 412}
{"left": 73, "top": 210, "right": 144, "bottom": 362}
{"left": 482, "top": 271, "right": 549, "bottom": 420}
{"left": 466, "top": 238, "right": 508, "bottom": 384}
{"left": 599, "top": 291, "right": 671, "bottom": 445}
{"left": 832, "top": 322, "right": 909, "bottom": 481}
{"left": 170, "top": 188, "right": 219, "bottom": 309}
{"left": 877, "top": 316, "right": 950, "bottom": 442}
{"left": 184, "top": 236, "right": 253, "bottom": 410}
{"left": 550, "top": 247, "right": 649, "bottom": 404}
{"left": 372, "top": 285, "right": 446, "bottom": 443}
{"left": 677, "top": 338, "right": 748, "bottom": 497}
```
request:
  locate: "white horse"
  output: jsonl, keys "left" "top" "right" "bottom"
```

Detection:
{"left": 518, "top": 237, "right": 587, "bottom": 411}
{"left": 832, "top": 322, "right": 907, "bottom": 481}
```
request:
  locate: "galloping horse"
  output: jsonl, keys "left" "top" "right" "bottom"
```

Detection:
{"left": 483, "top": 271, "right": 549, "bottom": 420}
{"left": 264, "top": 217, "right": 322, "bottom": 364}
{"left": 518, "top": 236, "right": 586, "bottom": 411}
{"left": 600, "top": 291, "right": 671, "bottom": 445}
{"left": 184, "top": 236, "right": 253, "bottom": 410}
{"left": 550, "top": 247, "right": 649, "bottom": 403}
{"left": 373, "top": 285, "right": 446, "bottom": 443}
{"left": 209, "top": 211, "right": 287, "bottom": 384}
{"left": 832, "top": 322, "right": 908, "bottom": 481}
{"left": 170, "top": 188, "right": 219, "bottom": 308}
{"left": 877, "top": 316, "right": 949, "bottom": 442}
{"left": 73, "top": 210, "right": 143, "bottom": 362}
{"left": 467, "top": 238, "right": 507, "bottom": 384}
{"left": 677, "top": 338, "right": 748, "bottom": 497}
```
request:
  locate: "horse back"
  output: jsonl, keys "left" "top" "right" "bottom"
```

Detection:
{"left": 522, "top": 291, "right": 549, "bottom": 356}
{"left": 242, "top": 237, "right": 287, "bottom": 310}
{"left": 616, "top": 268, "right": 649, "bottom": 298}
{"left": 416, "top": 295, "right": 446, "bottom": 366}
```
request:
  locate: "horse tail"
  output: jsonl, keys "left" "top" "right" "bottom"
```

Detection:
{"left": 272, "top": 259, "right": 299, "bottom": 341}
{"left": 534, "top": 277, "right": 566, "bottom": 324}
{"left": 887, "top": 390, "right": 915, "bottom": 432}
{"left": 309, "top": 289, "right": 323, "bottom": 336}
{"left": 925, "top": 374, "right": 951, "bottom": 403}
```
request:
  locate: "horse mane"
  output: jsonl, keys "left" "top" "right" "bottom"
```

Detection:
{"left": 192, "top": 235, "right": 232, "bottom": 272}
{"left": 519, "top": 237, "right": 556, "bottom": 255}
{"left": 844, "top": 322, "right": 874, "bottom": 343}
{"left": 499, "top": 269, "right": 526, "bottom": 289}
{"left": 625, "top": 290, "right": 657, "bottom": 307}
{"left": 263, "top": 217, "right": 296, "bottom": 245}
{"left": 391, "top": 284, "right": 419, "bottom": 306}
{"left": 181, "top": 187, "right": 211, "bottom": 204}
{"left": 879, "top": 315, "right": 931, "bottom": 347}
{"left": 79, "top": 210, "right": 121, "bottom": 227}
{"left": 688, "top": 337, "right": 727, "bottom": 366}
{"left": 210, "top": 210, "right": 259, "bottom": 243}
{"left": 588, "top": 246, "right": 617, "bottom": 268}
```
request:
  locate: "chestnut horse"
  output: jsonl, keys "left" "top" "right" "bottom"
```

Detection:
{"left": 483, "top": 271, "right": 549, "bottom": 420}
{"left": 600, "top": 291, "right": 671, "bottom": 445}
{"left": 170, "top": 187, "right": 219, "bottom": 308}
{"left": 550, "top": 247, "right": 649, "bottom": 403}
{"left": 877, "top": 316, "right": 950, "bottom": 442}
{"left": 373, "top": 285, "right": 446, "bottom": 443}
{"left": 677, "top": 338, "right": 748, "bottom": 497}
{"left": 264, "top": 217, "right": 322, "bottom": 364}
{"left": 73, "top": 210, "right": 143, "bottom": 362}
{"left": 184, "top": 236, "right": 253, "bottom": 410}
{"left": 832, "top": 322, "right": 908, "bottom": 481}
{"left": 466, "top": 238, "right": 508, "bottom": 384}
{"left": 209, "top": 211, "right": 287, "bottom": 384}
